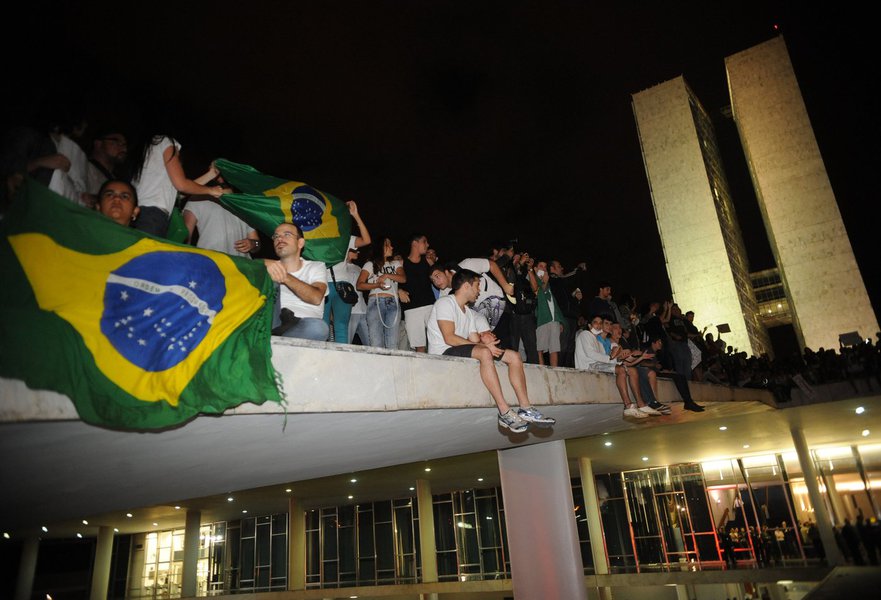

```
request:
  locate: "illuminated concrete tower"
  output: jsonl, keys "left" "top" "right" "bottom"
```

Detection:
{"left": 726, "top": 37, "right": 878, "bottom": 351}
{"left": 632, "top": 77, "right": 770, "bottom": 356}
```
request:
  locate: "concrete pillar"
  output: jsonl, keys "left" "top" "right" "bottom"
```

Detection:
{"left": 13, "top": 537, "right": 39, "bottom": 600}
{"left": 89, "top": 526, "right": 114, "bottom": 600}
{"left": 416, "top": 479, "right": 438, "bottom": 585}
{"left": 817, "top": 456, "right": 848, "bottom": 526}
{"left": 288, "top": 497, "right": 306, "bottom": 591}
{"left": 578, "top": 457, "right": 613, "bottom": 600}
{"left": 790, "top": 427, "right": 845, "bottom": 565}
{"left": 180, "top": 509, "right": 201, "bottom": 597}
{"left": 498, "top": 440, "right": 587, "bottom": 600}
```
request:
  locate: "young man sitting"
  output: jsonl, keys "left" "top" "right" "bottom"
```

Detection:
{"left": 427, "top": 269, "right": 555, "bottom": 433}
{"left": 574, "top": 314, "right": 659, "bottom": 419}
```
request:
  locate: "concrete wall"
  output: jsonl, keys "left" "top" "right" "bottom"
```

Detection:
{"left": 1, "top": 337, "right": 771, "bottom": 423}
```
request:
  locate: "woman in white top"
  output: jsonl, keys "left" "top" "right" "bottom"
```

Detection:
{"left": 357, "top": 237, "right": 406, "bottom": 349}
{"left": 130, "top": 134, "right": 227, "bottom": 238}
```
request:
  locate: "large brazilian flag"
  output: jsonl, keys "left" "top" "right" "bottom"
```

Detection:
{"left": 0, "top": 180, "right": 282, "bottom": 429}
{"left": 215, "top": 159, "right": 351, "bottom": 266}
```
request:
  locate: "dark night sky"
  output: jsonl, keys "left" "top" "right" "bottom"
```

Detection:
{"left": 4, "top": 1, "right": 879, "bottom": 324}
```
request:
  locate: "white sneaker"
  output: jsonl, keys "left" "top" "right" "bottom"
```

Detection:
{"left": 639, "top": 405, "right": 662, "bottom": 416}
{"left": 623, "top": 404, "right": 648, "bottom": 419}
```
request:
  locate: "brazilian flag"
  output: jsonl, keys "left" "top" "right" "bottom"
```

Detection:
{"left": 0, "top": 180, "right": 282, "bottom": 429}
{"left": 215, "top": 159, "right": 351, "bottom": 266}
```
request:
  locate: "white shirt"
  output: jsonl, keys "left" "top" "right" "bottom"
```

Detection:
{"left": 427, "top": 295, "right": 478, "bottom": 355}
{"left": 278, "top": 259, "right": 328, "bottom": 319}
{"left": 457, "top": 258, "right": 504, "bottom": 305}
{"left": 361, "top": 259, "right": 403, "bottom": 298}
{"left": 574, "top": 328, "right": 618, "bottom": 373}
{"left": 134, "top": 136, "right": 180, "bottom": 213}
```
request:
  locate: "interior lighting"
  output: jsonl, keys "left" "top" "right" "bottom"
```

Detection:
{"left": 2, "top": 532, "right": 9, "bottom": 539}
{"left": 242, "top": 510, "right": 248, "bottom": 514}
{"left": 152, "top": 522, "right": 158, "bottom": 527}
{"left": 409, "top": 487, "right": 415, "bottom": 491}
{"left": 743, "top": 444, "right": 750, "bottom": 449}
{"left": 113, "top": 528, "right": 119, "bottom": 533}
{"left": 856, "top": 406, "right": 865, "bottom": 415}
{"left": 126, "top": 513, "right": 133, "bottom": 518}
{"left": 642, "top": 456, "right": 649, "bottom": 461}
{"left": 285, "top": 488, "right": 292, "bottom": 493}
{"left": 174, "top": 506, "right": 181, "bottom": 510}
{"left": 604, "top": 441, "right": 613, "bottom": 447}
{"left": 227, "top": 497, "right": 234, "bottom": 502}
{"left": 350, "top": 478, "right": 357, "bottom": 483}
{"left": 348, "top": 495, "right": 354, "bottom": 499}
{"left": 477, "top": 477, "right": 484, "bottom": 482}
{"left": 82, "top": 520, "right": 88, "bottom": 525}
{"left": 424, "top": 467, "right": 431, "bottom": 472}
{"left": 41, "top": 526, "right": 48, "bottom": 532}
{"left": 863, "top": 429, "right": 870, "bottom": 437}
{"left": 719, "top": 426, "right": 728, "bottom": 431}
{"left": 76, "top": 533, "right": 82, "bottom": 538}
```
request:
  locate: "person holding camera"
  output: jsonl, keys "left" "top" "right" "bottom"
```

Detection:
{"left": 506, "top": 251, "right": 540, "bottom": 364}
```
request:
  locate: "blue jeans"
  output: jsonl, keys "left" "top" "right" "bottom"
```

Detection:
{"left": 271, "top": 286, "right": 330, "bottom": 342}
{"left": 323, "top": 283, "right": 353, "bottom": 343}
{"left": 348, "top": 312, "right": 369, "bottom": 344}
{"left": 281, "top": 318, "right": 329, "bottom": 341}
{"left": 366, "top": 296, "right": 399, "bottom": 349}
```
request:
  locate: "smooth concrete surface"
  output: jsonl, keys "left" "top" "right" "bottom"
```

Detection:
{"left": 632, "top": 76, "right": 764, "bottom": 356}
{"left": 499, "top": 440, "right": 588, "bottom": 600}
{"left": 0, "top": 337, "right": 770, "bottom": 423}
{"left": 0, "top": 338, "right": 774, "bottom": 536}
{"left": 89, "top": 526, "right": 114, "bottom": 600}
{"left": 181, "top": 509, "right": 202, "bottom": 597}
{"left": 726, "top": 36, "right": 879, "bottom": 352}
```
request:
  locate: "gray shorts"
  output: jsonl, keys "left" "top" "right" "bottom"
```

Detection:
{"left": 536, "top": 321, "right": 562, "bottom": 353}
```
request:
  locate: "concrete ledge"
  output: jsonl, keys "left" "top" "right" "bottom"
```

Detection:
{"left": 1, "top": 337, "right": 774, "bottom": 422}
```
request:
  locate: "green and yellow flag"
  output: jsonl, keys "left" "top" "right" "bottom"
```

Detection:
{"left": 215, "top": 159, "right": 351, "bottom": 265}
{"left": 0, "top": 180, "right": 282, "bottom": 429}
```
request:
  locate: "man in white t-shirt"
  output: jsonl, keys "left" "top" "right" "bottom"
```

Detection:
{"left": 427, "top": 269, "right": 555, "bottom": 433}
{"left": 266, "top": 223, "right": 329, "bottom": 341}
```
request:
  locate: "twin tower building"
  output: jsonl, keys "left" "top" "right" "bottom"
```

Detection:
{"left": 632, "top": 36, "right": 877, "bottom": 356}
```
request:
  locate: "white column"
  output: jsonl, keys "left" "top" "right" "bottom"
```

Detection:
{"left": 790, "top": 427, "right": 845, "bottom": 565}
{"left": 416, "top": 478, "right": 438, "bottom": 586}
{"left": 13, "top": 537, "right": 39, "bottom": 600}
{"left": 578, "top": 457, "right": 613, "bottom": 600}
{"left": 180, "top": 509, "right": 201, "bottom": 597}
{"left": 288, "top": 497, "right": 306, "bottom": 591}
{"left": 498, "top": 440, "right": 587, "bottom": 600}
{"left": 89, "top": 526, "right": 114, "bottom": 600}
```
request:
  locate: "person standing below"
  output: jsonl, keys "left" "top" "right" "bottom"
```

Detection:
{"left": 400, "top": 233, "right": 435, "bottom": 352}
{"left": 267, "top": 223, "right": 330, "bottom": 341}
{"left": 131, "top": 135, "right": 226, "bottom": 238}
{"left": 323, "top": 201, "right": 371, "bottom": 342}
{"left": 427, "top": 269, "right": 555, "bottom": 432}
{"left": 357, "top": 237, "right": 406, "bottom": 349}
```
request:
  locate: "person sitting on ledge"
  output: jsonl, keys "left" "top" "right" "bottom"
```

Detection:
{"left": 427, "top": 269, "right": 555, "bottom": 433}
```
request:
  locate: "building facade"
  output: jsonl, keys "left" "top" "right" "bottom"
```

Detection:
{"left": 725, "top": 36, "right": 878, "bottom": 352}
{"left": 632, "top": 77, "right": 770, "bottom": 356}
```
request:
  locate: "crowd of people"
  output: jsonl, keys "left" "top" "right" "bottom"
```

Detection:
{"left": 5, "top": 119, "right": 878, "bottom": 432}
